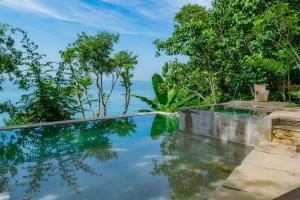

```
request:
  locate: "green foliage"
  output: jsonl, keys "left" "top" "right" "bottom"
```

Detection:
{"left": 0, "top": 26, "right": 139, "bottom": 125}
{"left": 0, "top": 23, "right": 28, "bottom": 89}
{"left": 0, "top": 24, "right": 77, "bottom": 125}
{"left": 150, "top": 115, "right": 178, "bottom": 140}
{"left": 155, "top": 1, "right": 300, "bottom": 104}
{"left": 113, "top": 51, "right": 138, "bottom": 114}
{"left": 59, "top": 32, "right": 138, "bottom": 119}
{"left": 133, "top": 73, "right": 197, "bottom": 112}
{"left": 152, "top": 73, "right": 168, "bottom": 105}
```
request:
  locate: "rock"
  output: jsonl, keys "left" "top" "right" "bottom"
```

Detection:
{"left": 280, "top": 139, "right": 294, "bottom": 146}
{"left": 274, "top": 132, "right": 286, "bottom": 139}
{"left": 293, "top": 138, "right": 300, "bottom": 153}
{"left": 283, "top": 132, "right": 294, "bottom": 137}
{"left": 297, "top": 145, "right": 300, "bottom": 153}
{"left": 273, "top": 128, "right": 282, "bottom": 134}
{"left": 292, "top": 132, "right": 300, "bottom": 138}
{"left": 272, "top": 138, "right": 281, "bottom": 144}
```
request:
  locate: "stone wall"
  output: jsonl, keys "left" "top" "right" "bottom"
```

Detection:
{"left": 272, "top": 128, "right": 300, "bottom": 146}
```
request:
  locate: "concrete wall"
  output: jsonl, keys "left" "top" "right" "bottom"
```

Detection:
{"left": 179, "top": 108, "right": 272, "bottom": 146}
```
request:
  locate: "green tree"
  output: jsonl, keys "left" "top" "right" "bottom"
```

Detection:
{"left": 59, "top": 47, "right": 86, "bottom": 119}
{"left": 0, "top": 23, "right": 29, "bottom": 89}
{"left": 113, "top": 51, "right": 138, "bottom": 114}
{"left": 5, "top": 58, "right": 77, "bottom": 125}
{"left": 154, "top": 5, "right": 220, "bottom": 103}
{"left": 252, "top": 2, "right": 300, "bottom": 100}
{"left": 154, "top": 1, "right": 300, "bottom": 104}
{"left": 0, "top": 24, "right": 76, "bottom": 125}
{"left": 74, "top": 32, "right": 119, "bottom": 117}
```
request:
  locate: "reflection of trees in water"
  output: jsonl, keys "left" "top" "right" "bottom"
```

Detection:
{"left": 0, "top": 118, "right": 136, "bottom": 199}
{"left": 151, "top": 132, "right": 251, "bottom": 200}
{"left": 150, "top": 115, "right": 178, "bottom": 140}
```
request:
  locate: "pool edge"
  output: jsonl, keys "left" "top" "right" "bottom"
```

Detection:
{"left": 0, "top": 111, "right": 178, "bottom": 131}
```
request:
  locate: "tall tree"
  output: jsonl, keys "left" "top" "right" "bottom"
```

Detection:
{"left": 74, "top": 32, "right": 119, "bottom": 117}
{"left": 113, "top": 51, "right": 138, "bottom": 114}
{"left": 59, "top": 47, "right": 86, "bottom": 119}
{"left": 154, "top": 5, "right": 220, "bottom": 103}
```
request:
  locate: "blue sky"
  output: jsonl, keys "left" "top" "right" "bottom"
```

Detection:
{"left": 0, "top": 0, "right": 211, "bottom": 80}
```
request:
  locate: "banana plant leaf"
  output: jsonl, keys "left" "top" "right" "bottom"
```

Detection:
{"left": 131, "top": 94, "right": 158, "bottom": 110}
{"left": 152, "top": 73, "right": 168, "bottom": 105}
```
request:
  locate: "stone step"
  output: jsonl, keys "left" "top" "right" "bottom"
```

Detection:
{"left": 242, "top": 149, "right": 300, "bottom": 174}
{"left": 223, "top": 164, "right": 300, "bottom": 199}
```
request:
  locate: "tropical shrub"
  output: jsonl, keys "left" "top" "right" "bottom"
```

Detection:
{"left": 133, "top": 73, "right": 197, "bottom": 112}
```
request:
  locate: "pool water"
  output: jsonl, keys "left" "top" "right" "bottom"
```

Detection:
{"left": 0, "top": 115, "right": 252, "bottom": 200}
{"left": 197, "top": 105, "right": 271, "bottom": 117}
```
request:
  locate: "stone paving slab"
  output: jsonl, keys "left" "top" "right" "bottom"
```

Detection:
{"left": 255, "top": 141, "right": 297, "bottom": 157}
{"left": 209, "top": 186, "right": 270, "bottom": 200}
{"left": 274, "top": 187, "right": 300, "bottom": 200}
{"left": 210, "top": 141, "right": 300, "bottom": 200}
{"left": 242, "top": 149, "right": 300, "bottom": 175}
{"left": 223, "top": 163, "right": 300, "bottom": 199}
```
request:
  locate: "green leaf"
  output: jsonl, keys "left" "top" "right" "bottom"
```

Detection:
{"left": 167, "top": 88, "right": 178, "bottom": 106}
{"left": 150, "top": 115, "right": 167, "bottom": 140}
{"left": 170, "top": 95, "right": 198, "bottom": 112}
{"left": 132, "top": 94, "right": 158, "bottom": 110}
{"left": 152, "top": 73, "right": 168, "bottom": 105}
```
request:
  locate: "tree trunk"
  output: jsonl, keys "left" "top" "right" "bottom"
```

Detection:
{"left": 83, "top": 86, "right": 95, "bottom": 119}
{"left": 282, "top": 90, "right": 287, "bottom": 102}
{"left": 96, "top": 74, "right": 101, "bottom": 118}
{"left": 288, "top": 68, "right": 291, "bottom": 101}
{"left": 103, "top": 102, "right": 107, "bottom": 117}
{"left": 101, "top": 75, "right": 118, "bottom": 117}
{"left": 208, "top": 72, "right": 217, "bottom": 104}
{"left": 75, "top": 91, "right": 85, "bottom": 119}
{"left": 123, "top": 84, "right": 130, "bottom": 114}
{"left": 69, "top": 65, "right": 85, "bottom": 119}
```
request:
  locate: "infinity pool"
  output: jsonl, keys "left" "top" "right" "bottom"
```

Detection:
{"left": 0, "top": 115, "right": 252, "bottom": 200}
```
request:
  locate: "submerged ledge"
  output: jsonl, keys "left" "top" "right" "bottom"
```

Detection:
{"left": 0, "top": 111, "right": 178, "bottom": 131}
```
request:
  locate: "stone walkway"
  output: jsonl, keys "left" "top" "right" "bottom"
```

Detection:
{"left": 209, "top": 141, "right": 300, "bottom": 200}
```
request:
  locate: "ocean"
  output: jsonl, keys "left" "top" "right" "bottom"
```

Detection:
{"left": 0, "top": 80, "right": 154, "bottom": 126}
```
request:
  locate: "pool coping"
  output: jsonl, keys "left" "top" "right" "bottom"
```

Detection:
{"left": 0, "top": 111, "right": 178, "bottom": 131}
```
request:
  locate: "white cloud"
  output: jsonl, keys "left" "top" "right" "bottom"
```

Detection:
{"left": 1, "top": 0, "right": 69, "bottom": 20}
{"left": 0, "top": 0, "right": 211, "bottom": 35}
{"left": 101, "top": 0, "right": 211, "bottom": 21}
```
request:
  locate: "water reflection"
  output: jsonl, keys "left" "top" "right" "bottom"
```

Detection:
{"left": 0, "top": 118, "right": 136, "bottom": 199}
{"left": 0, "top": 115, "right": 251, "bottom": 200}
{"left": 150, "top": 115, "right": 178, "bottom": 140}
{"left": 151, "top": 133, "right": 252, "bottom": 200}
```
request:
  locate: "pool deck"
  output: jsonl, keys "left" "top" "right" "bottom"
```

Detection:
{"left": 209, "top": 141, "right": 300, "bottom": 200}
